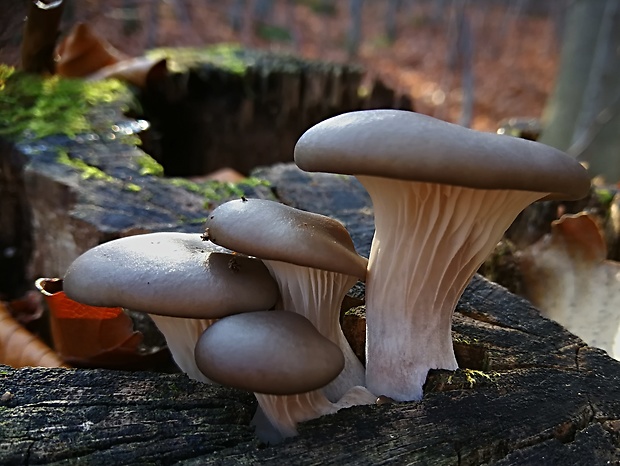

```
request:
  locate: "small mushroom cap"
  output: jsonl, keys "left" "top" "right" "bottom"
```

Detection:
{"left": 294, "top": 110, "right": 590, "bottom": 201}
{"left": 63, "top": 233, "right": 279, "bottom": 318}
{"left": 195, "top": 310, "right": 345, "bottom": 395}
{"left": 205, "top": 199, "right": 367, "bottom": 278}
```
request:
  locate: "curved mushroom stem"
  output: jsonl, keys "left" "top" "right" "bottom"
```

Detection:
{"left": 149, "top": 315, "right": 217, "bottom": 383}
{"left": 254, "top": 385, "right": 376, "bottom": 443}
{"left": 358, "top": 177, "right": 544, "bottom": 401}
{"left": 262, "top": 261, "right": 365, "bottom": 401}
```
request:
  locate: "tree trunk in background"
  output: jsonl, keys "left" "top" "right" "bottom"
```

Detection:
{"left": 347, "top": 0, "right": 363, "bottom": 58}
{"left": 540, "top": 0, "right": 620, "bottom": 182}
{"left": 21, "top": 0, "right": 65, "bottom": 73}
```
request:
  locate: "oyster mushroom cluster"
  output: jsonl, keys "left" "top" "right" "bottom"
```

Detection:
{"left": 62, "top": 110, "right": 590, "bottom": 442}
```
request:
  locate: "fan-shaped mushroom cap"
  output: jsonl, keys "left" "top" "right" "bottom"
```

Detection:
{"left": 205, "top": 198, "right": 367, "bottom": 279}
{"left": 295, "top": 109, "right": 590, "bottom": 201}
{"left": 63, "top": 232, "right": 279, "bottom": 318}
{"left": 195, "top": 310, "right": 345, "bottom": 395}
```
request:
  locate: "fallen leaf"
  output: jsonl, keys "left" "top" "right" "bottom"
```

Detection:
{"left": 517, "top": 212, "right": 620, "bottom": 358}
{"left": 86, "top": 57, "right": 166, "bottom": 89}
{"left": 0, "top": 301, "right": 67, "bottom": 368}
{"left": 55, "top": 22, "right": 127, "bottom": 77}
{"left": 36, "top": 278, "right": 145, "bottom": 368}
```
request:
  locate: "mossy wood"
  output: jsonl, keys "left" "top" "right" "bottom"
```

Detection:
{"left": 137, "top": 45, "right": 411, "bottom": 177}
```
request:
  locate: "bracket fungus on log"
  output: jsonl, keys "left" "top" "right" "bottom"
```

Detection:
{"left": 63, "top": 232, "right": 279, "bottom": 381}
{"left": 294, "top": 109, "right": 591, "bottom": 401}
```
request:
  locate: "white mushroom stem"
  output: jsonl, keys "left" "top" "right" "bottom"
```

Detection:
{"left": 262, "top": 260, "right": 365, "bottom": 401}
{"left": 359, "top": 177, "right": 544, "bottom": 401}
{"left": 149, "top": 315, "right": 217, "bottom": 383}
{"left": 255, "top": 385, "right": 377, "bottom": 442}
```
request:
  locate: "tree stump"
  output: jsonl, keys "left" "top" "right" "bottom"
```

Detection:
{"left": 136, "top": 45, "right": 412, "bottom": 177}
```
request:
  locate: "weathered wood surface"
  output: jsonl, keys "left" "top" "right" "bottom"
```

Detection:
{"left": 2, "top": 274, "right": 620, "bottom": 464}
{"left": 137, "top": 46, "right": 412, "bottom": 177}
{"left": 2, "top": 156, "right": 620, "bottom": 463}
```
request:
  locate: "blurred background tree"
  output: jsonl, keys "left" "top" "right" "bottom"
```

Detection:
{"left": 539, "top": 0, "right": 620, "bottom": 182}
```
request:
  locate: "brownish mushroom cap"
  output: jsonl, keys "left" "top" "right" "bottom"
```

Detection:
{"left": 205, "top": 198, "right": 367, "bottom": 279}
{"left": 195, "top": 310, "right": 345, "bottom": 395}
{"left": 294, "top": 109, "right": 590, "bottom": 201}
{"left": 204, "top": 198, "right": 367, "bottom": 401}
{"left": 63, "top": 232, "right": 279, "bottom": 318}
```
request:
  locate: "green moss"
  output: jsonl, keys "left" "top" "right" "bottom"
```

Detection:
{"left": 56, "top": 150, "right": 115, "bottom": 182}
{"left": 0, "top": 64, "right": 129, "bottom": 141}
{"left": 136, "top": 154, "right": 164, "bottom": 177}
{"left": 462, "top": 369, "right": 500, "bottom": 388}
{"left": 147, "top": 44, "right": 249, "bottom": 75}
{"left": 595, "top": 187, "right": 615, "bottom": 206}
{"left": 452, "top": 335, "right": 480, "bottom": 346}
{"left": 56, "top": 149, "right": 141, "bottom": 192}
{"left": 168, "top": 176, "right": 271, "bottom": 207}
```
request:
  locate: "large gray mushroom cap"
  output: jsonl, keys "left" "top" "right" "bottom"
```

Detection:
{"left": 195, "top": 310, "right": 345, "bottom": 395}
{"left": 63, "top": 232, "right": 279, "bottom": 318}
{"left": 294, "top": 109, "right": 590, "bottom": 201}
{"left": 205, "top": 199, "right": 367, "bottom": 279}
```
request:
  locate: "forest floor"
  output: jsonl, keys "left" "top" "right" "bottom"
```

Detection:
{"left": 0, "top": 1, "right": 561, "bottom": 132}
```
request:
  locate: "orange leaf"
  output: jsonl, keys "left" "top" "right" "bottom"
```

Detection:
{"left": 35, "top": 278, "right": 122, "bottom": 319}
{"left": 36, "top": 278, "right": 145, "bottom": 368}
{"left": 0, "top": 301, "right": 67, "bottom": 368}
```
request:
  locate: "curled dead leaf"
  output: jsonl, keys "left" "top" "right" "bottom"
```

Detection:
{"left": 0, "top": 301, "right": 67, "bottom": 368}
{"left": 517, "top": 212, "right": 620, "bottom": 358}
{"left": 36, "top": 278, "right": 144, "bottom": 368}
{"left": 55, "top": 22, "right": 127, "bottom": 77}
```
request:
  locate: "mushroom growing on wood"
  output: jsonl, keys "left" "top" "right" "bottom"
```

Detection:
{"left": 63, "top": 232, "right": 279, "bottom": 381}
{"left": 294, "top": 109, "right": 591, "bottom": 401}
{"left": 204, "top": 198, "right": 367, "bottom": 401}
{"left": 195, "top": 310, "right": 376, "bottom": 442}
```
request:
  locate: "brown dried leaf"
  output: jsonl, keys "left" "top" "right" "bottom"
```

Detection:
{"left": 86, "top": 57, "right": 166, "bottom": 89}
{"left": 55, "top": 22, "right": 127, "bottom": 77}
{"left": 517, "top": 212, "right": 620, "bottom": 358}
{"left": 0, "top": 301, "right": 67, "bottom": 368}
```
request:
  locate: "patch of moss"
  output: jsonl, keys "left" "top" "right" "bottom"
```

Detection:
{"left": 168, "top": 176, "right": 271, "bottom": 208}
{"left": 147, "top": 44, "right": 249, "bottom": 75}
{"left": 136, "top": 154, "right": 164, "bottom": 177}
{"left": 56, "top": 149, "right": 141, "bottom": 192}
{"left": 452, "top": 335, "right": 480, "bottom": 346}
{"left": 462, "top": 369, "right": 499, "bottom": 388}
{"left": 0, "top": 64, "right": 129, "bottom": 141}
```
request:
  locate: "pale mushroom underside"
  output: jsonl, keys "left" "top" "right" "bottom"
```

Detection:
{"left": 359, "top": 177, "right": 544, "bottom": 401}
